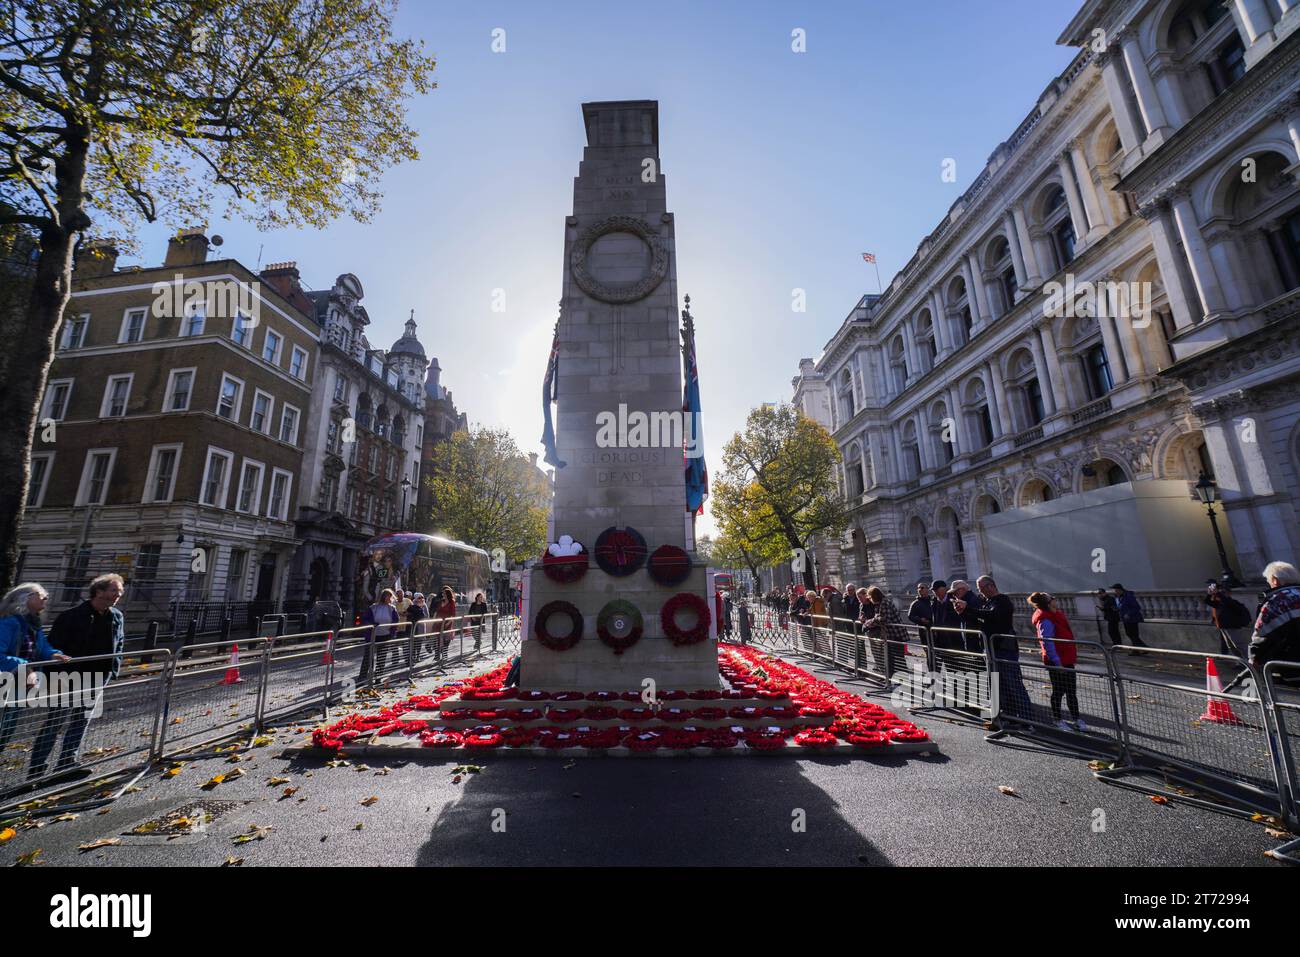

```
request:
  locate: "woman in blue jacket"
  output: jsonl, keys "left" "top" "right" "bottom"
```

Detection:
{"left": 0, "top": 583, "right": 71, "bottom": 750}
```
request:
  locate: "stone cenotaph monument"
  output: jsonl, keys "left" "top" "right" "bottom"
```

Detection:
{"left": 521, "top": 100, "right": 716, "bottom": 691}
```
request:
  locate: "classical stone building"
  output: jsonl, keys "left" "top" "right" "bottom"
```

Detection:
{"left": 20, "top": 231, "right": 316, "bottom": 622}
{"left": 414, "top": 351, "right": 468, "bottom": 527}
{"left": 798, "top": 0, "right": 1300, "bottom": 597}
{"left": 282, "top": 272, "right": 429, "bottom": 611}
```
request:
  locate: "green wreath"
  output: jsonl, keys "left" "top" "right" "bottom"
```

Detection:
{"left": 596, "top": 599, "right": 643, "bottom": 655}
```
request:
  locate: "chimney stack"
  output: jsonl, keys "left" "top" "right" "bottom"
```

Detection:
{"left": 76, "top": 239, "right": 119, "bottom": 278}
{"left": 163, "top": 228, "right": 210, "bottom": 267}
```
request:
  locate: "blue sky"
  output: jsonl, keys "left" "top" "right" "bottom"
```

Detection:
{"left": 124, "top": 0, "right": 1081, "bottom": 535}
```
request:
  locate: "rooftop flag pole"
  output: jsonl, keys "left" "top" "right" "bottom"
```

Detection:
{"left": 862, "top": 252, "right": 882, "bottom": 295}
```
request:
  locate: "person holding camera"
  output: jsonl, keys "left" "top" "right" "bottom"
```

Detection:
{"left": 1203, "top": 579, "right": 1252, "bottom": 660}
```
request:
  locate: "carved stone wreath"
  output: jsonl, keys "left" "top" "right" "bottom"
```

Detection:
{"left": 569, "top": 215, "right": 669, "bottom": 304}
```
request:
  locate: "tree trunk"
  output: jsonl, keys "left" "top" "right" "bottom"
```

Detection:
{"left": 0, "top": 127, "right": 91, "bottom": 593}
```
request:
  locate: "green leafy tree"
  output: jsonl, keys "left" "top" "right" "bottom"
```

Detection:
{"left": 423, "top": 428, "right": 548, "bottom": 565}
{"left": 713, "top": 403, "right": 848, "bottom": 581}
{"left": 0, "top": 0, "right": 435, "bottom": 589}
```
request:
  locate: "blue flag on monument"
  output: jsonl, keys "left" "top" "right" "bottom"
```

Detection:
{"left": 682, "top": 309, "right": 707, "bottom": 515}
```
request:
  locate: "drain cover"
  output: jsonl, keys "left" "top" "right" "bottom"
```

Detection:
{"left": 119, "top": 799, "right": 252, "bottom": 844}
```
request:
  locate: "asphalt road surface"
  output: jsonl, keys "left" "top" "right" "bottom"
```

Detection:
{"left": 1, "top": 650, "right": 1287, "bottom": 867}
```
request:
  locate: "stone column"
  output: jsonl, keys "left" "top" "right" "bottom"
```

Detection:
{"left": 1056, "top": 153, "right": 1091, "bottom": 250}
{"left": 1027, "top": 324, "right": 1057, "bottom": 416}
{"left": 947, "top": 385, "right": 968, "bottom": 456}
{"left": 1169, "top": 187, "right": 1229, "bottom": 318}
{"left": 965, "top": 252, "right": 989, "bottom": 327}
{"left": 1139, "top": 198, "right": 1199, "bottom": 329}
{"left": 916, "top": 408, "right": 933, "bottom": 472}
{"left": 1233, "top": 0, "right": 1278, "bottom": 65}
{"left": 1273, "top": 93, "right": 1300, "bottom": 175}
{"left": 979, "top": 365, "right": 1002, "bottom": 437}
{"left": 891, "top": 426, "right": 907, "bottom": 482}
{"left": 1097, "top": 311, "right": 1128, "bottom": 385}
{"left": 1119, "top": 30, "right": 1170, "bottom": 139}
{"left": 1013, "top": 205, "right": 1043, "bottom": 287}
{"left": 902, "top": 316, "right": 923, "bottom": 380}
{"left": 867, "top": 432, "right": 886, "bottom": 489}
{"left": 987, "top": 360, "right": 1013, "bottom": 435}
{"left": 1039, "top": 323, "right": 1070, "bottom": 412}
{"left": 1097, "top": 48, "right": 1144, "bottom": 154}
{"left": 1069, "top": 141, "right": 1109, "bottom": 242}
{"left": 1003, "top": 211, "right": 1029, "bottom": 292}
{"left": 928, "top": 288, "right": 949, "bottom": 355}
{"left": 1102, "top": 277, "right": 1148, "bottom": 379}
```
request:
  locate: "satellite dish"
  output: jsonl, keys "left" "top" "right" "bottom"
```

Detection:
{"left": 211, "top": 234, "right": 224, "bottom": 246}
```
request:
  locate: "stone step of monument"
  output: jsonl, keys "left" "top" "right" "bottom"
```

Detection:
{"left": 384, "top": 715, "right": 831, "bottom": 731}
{"left": 325, "top": 735, "right": 936, "bottom": 758}
{"left": 434, "top": 695, "right": 789, "bottom": 712}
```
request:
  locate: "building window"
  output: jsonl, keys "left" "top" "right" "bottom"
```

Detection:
{"left": 262, "top": 329, "right": 283, "bottom": 365}
{"left": 334, "top": 376, "right": 349, "bottom": 403}
{"left": 279, "top": 404, "right": 300, "bottom": 445}
{"left": 267, "top": 469, "right": 292, "bottom": 520}
{"left": 62, "top": 547, "right": 91, "bottom": 602}
{"left": 319, "top": 476, "right": 337, "bottom": 511}
{"left": 143, "top": 445, "right": 181, "bottom": 503}
{"left": 1083, "top": 344, "right": 1114, "bottom": 399}
{"left": 187, "top": 546, "right": 211, "bottom": 599}
{"left": 367, "top": 445, "right": 378, "bottom": 473}
{"left": 290, "top": 346, "right": 309, "bottom": 380}
{"left": 42, "top": 379, "right": 74, "bottom": 421}
{"left": 343, "top": 485, "right": 356, "bottom": 518}
{"left": 978, "top": 406, "right": 994, "bottom": 447}
{"left": 1208, "top": 33, "right": 1246, "bottom": 95}
{"left": 1053, "top": 218, "right": 1075, "bottom": 270}
{"left": 200, "top": 448, "right": 234, "bottom": 507}
{"left": 327, "top": 418, "right": 340, "bottom": 454}
{"left": 59, "top": 315, "right": 88, "bottom": 350}
{"left": 1001, "top": 268, "right": 1017, "bottom": 310}
{"left": 231, "top": 314, "right": 254, "bottom": 348}
{"left": 226, "top": 549, "right": 248, "bottom": 600}
{"left": 216, "top": 374, "right": 243, "bottom": 421}
{"left": 119, "top": 307, "right": 147, "bottom": 344}
{"left": 77, "top": 448, "right": 117, "bottom": 506}
{"left": 182, "top": 307, "right": 205, "bottom": 337}
{"left": 28, "top": 453, "right": 53, "bottom": 508}
{"left": 250, "top": 391, "right": 273, "bottom": 434}
{"left": 101, "top": 374, "right": 133, "bottom": 417}
{"left": 133, "top": 543, "right": 162, "bottom": 603}
{"left": 235, "top": 460, "right": 265, "bottom": 514}
{"left": 1025, "top": 378, "right": 1045, "bottom": 426}
{"left": 165, "top": 369, "right": 194, "bottom": 412}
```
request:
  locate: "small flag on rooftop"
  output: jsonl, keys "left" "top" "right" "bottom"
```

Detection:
{"left": 861, "top": 252, "right": 876, "bottom": 263}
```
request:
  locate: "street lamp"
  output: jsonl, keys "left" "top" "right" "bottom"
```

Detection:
{"left": 400, "top": 477, "right": 412, "bottom": 530}
{"left": 1194, "top": 471, "right": 1241, "bottom": 587}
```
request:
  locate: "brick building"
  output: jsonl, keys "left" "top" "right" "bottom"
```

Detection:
{"left": 20, "top": 230, "right": 316, "bottom": 624}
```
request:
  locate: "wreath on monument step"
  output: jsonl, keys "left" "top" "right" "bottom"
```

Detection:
{"left": 593, "top": 526, "right": 647, "bottom": 577}
{"left": 534, "top": 600, "right": 584, "bottom": 652}
{"left": 596, "top": 599, "right": 644, "bottom": 655}
{"left": 541, "top": 534, "right": 588, "bottom": 584}
{"left": 661, "top": 592, "right": 712, "bottom": 646}
{"left": 647, "top": 545, "right": 691, "bottom": 587}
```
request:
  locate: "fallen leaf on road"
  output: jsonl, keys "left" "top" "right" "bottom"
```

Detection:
{"left": 252, "top": 736, "right": 274, "bottom": 747}
{"left": 233, "top": 825, "right": 273, "bottom": 844}
{"left": 360, "top": 796, "right": 378, "bottom": 807}
{"left": 1087, "top": 760, "right": 1107, "bottom": 771}
{"left": 1266, "top": 828, "right": 1291, "bottom": 839}
{"left": 267, "top": 776, "right": 290, "bottom": 786}
{"left": 77, "top": 838, "right": 120, "bottom": 852}
{"left": 54, "top": 813, "right": 78, "bottom": 823}
{"left": 279, "top": 787, "right": 298, "bottom": 800}
{"left": 163, "top": 766, "right": 182, "bottom": 778}
{"left": 997, "top": 786, "right": 1019, "bottom": 797}
{"left": 15, "top": 849, "right": 42, "bottom": 866}
{"left": 222, "top": 856, "right": 244, "bottom": 866}
{"left": 0, "top": 828, "right": 15, "bottom": 842}
{"left": 320, "top": 835, "right": 328, "bottom": 842}
{"left": 201, "top": 774, "right": 226, "bottom": 790}
{"left": 452, "top": 775, "right": 462, "bottom": 784}
{"left": 1149, "top": 795, "right": 1169, "bottom": 805}
{"left": 353, "top": 823, "right": 364, "bottom": 831}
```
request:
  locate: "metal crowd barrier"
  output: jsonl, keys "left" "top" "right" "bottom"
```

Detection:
{"left": 1, "top": 614, "right": 517, "bottom": 806}
{"left": 1262, "top": 662, "right": 1300, "bottom": 862}
{"left": 0, "top": 650, "right": 174, "bottom": 802}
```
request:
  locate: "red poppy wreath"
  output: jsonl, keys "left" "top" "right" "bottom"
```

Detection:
{"left": 593, "top": 526, "right": 647, "bottom": 577}
{"left": 660, "top": 592, "right": 712, "bottom": 646}
{"left": 647, "top": 545, "right": 691, "bottom": 586}
{"left": 533, "top": 600, "right": 584, "bottom": 651}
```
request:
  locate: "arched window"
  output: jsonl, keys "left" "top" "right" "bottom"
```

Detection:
{"left": 1083, "top": 343, "right": 1113, "bottom": 399}
{"left": 901, "top": 421, "right": 922, "bottom": 479}
{"left": 988, "top": 236, "right": 1017, "bottom": 316}
{"left": 838, "top": 369, "right": 856, "bottom": 421}
{"left": 889, "top": 337, "right": 908, "bottom": 394}
{"left": 1007, "top": 349, "right": 1044, "bottom": 429}
{"left": 845, "top": 444, "right": 865, "bottom": 499}
{"left": 355, "top": 393, "right": 372, "bottom": 430}
{"left": 930, "top": 401, "right": 954, "bottom": 464}
{"left": 916, "top": 311, "right": 937, "bottom": 368}
{"left": 964, "top": 379, "right": 994, "bottom": 448}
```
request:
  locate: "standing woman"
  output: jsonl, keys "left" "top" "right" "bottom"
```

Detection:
{"left": 468, "top": 592, "right": 489, "bottom": 651}
{"left": 1029, "top": 592, "right": 1087, "bottom": 732}
{"left": 407, "top": 592, "right": 430, "bottom": 655}
{"left": 0, "top": 584, "right": 70, "bottom": 756}
{"left": 864, "top": 586, "right": 902, "bottom": 679}
{"left": 435, "top": 586, "right": 457, "bottom": 659}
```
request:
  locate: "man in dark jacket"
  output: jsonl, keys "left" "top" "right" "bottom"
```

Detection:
{"left": 928, "top": 580, "right": 962, "bottom": 649}
{"left": 1112, "top": 583, "right": 1148, "bottom": 652}
{"left": 31, "top": 574, "right": 125, "bottom": 777}
{"left": 1250, "top": 562, "right": 1300, "bottom": 671}
{"left": 958, "top": 575, "right": 1030, "bottom": 722}
{"left": 907, "top": 581, "right": 933, "bottom": 630}
{"left": 1095, "top": 588, "right": 1121, "bottom": 646}
{"left": 1204, "top": 580, "right": 1253, "bottom": 659}
{"left": 841, "top": 584, "right": 860, "bottom": 626}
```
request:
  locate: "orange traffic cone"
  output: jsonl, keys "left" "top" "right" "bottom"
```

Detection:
{"left": 321, "top": 633, "right": 334, "bottom": 666}
{"left": 221, "top": 644, "right": 242, "bottom": 685}
{"left": 1199, "top": 657, "right": 1241, "bottom": 725}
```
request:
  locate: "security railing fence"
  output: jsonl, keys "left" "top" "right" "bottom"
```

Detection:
{"left": 0, "top": 612, "right": 517, "bottom": 809}
{"left": 729, "top": 600, "right": 1300, "bottom": 836}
